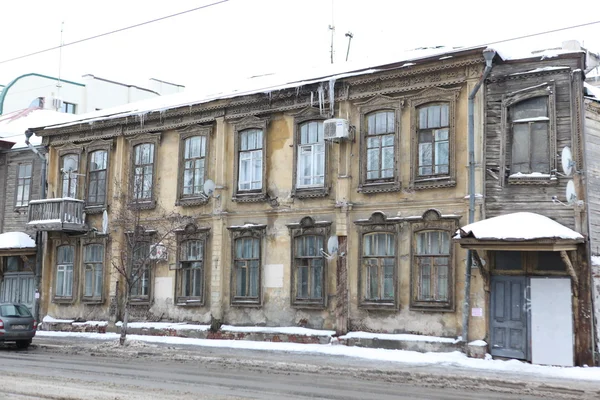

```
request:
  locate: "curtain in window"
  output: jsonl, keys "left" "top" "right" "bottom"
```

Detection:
{"left": 297, "top": 121, "right": 325, "bottom": 188}
{"left": 61, "top": 154, "right": 79, "bottom": 198}
{"left": 418, "top": 104, "right": 449, "bottom": 176}
{"left": 56, "top": 245, "right": 74, "bottom": 297}
{"left": 415, "top": 231, "right": 450, "bottom": 301}
{"left": 238, "top": 129, "right": 263, "bottom": 191}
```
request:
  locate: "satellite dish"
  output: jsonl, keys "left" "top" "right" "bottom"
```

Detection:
{"left": 561, "top": 147, "right": 574, "bottom": 176}
{"left": 102, "top": 210, "right": 108, "bottom": 234}
{"left": 63, "top": 156, "right": 77, "bottom": 173}
{"left": 566, "top": 180, "right": 577, "bottom": 204}
{"left": 327, "top": 236, "right": 339, "bottom": 255}
{"left": 203, "top": 179, "right": 215, "bottom": 197}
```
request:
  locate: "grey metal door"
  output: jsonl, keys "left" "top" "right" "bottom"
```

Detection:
{"left": 0, "top": 273, "right": 35, "bottom": 310}
{"left": 490, "top": 275, "right": 528, "bottom": 359}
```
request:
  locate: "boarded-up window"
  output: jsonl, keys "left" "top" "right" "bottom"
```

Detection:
{"left": 510, "top": 97, "right": 550, "bottom": 174}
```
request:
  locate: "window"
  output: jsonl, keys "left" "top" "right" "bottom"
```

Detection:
{"left": 409, "top": 87, "right": 459, "bottom": 189}
{"left": 55, "top": 245, "right": 74, "bottom": 299}
{"left": 417, "top": 104, "right": 449, "bottom": 177}
{"left": 510, "top": 97, "right": 549, "bottom": 175}
{"left": 61, "top": 102, "right": 77, "bottom": 114}
{"left": 15, "top": 163, "right": 32, "bottom": 207}
{"left": 415, "top": 231, "right": 450, "bottom": 302}
{"left": 228, "top": 224, "right": 265, "bottom": 306}
{"left": 87, "top": 150, "right": 108, "bottom": 205}
{"left": 176, "top": 225, "right": 209, "bottom": 305}
{"left": 183, "top": 136, "right": 206, "bottom": 196}
{"left": 132, "top": 143, "right": 154, "bottom": 201}
{"left": 287, "top": 217, "right": 330, "bottom": 307}
{"left": 232, "top": 116, "right": 268, "bottom": 202}
{"left": 363, "top": 233, "right": 395, "bottom": 302}
{"left": 6, "top": 256, "right": 22, "bottom": 272}
{"left": 238, "top": 129, "right": 263, "bottom": 191}
{"left": 409, "top": 209, "right": 457, "bottom": 311}
{"left": 83, "top": 244, "right": 103, "bottom": 300}
{"left": 61, "top": 154, "right": 79, "bottom": 198}
{"left": 130, "top": 242, "right": 150, "bottom": 300}
{"left": 501, "top": 83, "right": 556, "bottom": 185}
{"left": 355, "top": 212, "right": 400, "bottom": 309}
{"left": 366, "top": 111, "right": 395, "bottom": 181}
{"left": 297, "top": 121, "right": 325, "bottom": 188}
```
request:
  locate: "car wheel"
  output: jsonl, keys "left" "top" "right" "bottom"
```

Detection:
{"left": 16, "top": 340, "right": 31, "bottom": 349}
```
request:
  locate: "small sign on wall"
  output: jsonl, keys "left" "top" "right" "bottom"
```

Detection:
{"left": 471, "top": 307, "right": 483, "bottom": 317}
{"left": 264, "top": 264, "right": 284, "bottom": 288}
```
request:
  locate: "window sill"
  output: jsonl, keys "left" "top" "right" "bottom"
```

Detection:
{"left": 129, "top": 298, "right": 151, "bottom": 305}
{"left": 507, "top": 176, "right": 558, "bottom": 186}
{"left": 13, "top": 205, "right": 28, "bottom": 212}
{"left": 127, "top": 200, "right": 156, "bottom": 210}
{"left": 357, "top": 182, "right": 400, "bottom": 194}
{"left": 359, "top": 301, "right": 397, "bottom": 311}
{"left": 410, "top": 302, "right": 454, "bottom": 312}
{"left": 175, "top": 298, "right": 205, "bottom": 307}
{"left": 291, "top": 300, "right": 326, "bottom": 309}
{"left": 231, "top": 299, "right": 262, "bottom": 307}
{"left": 52, "top": 297, "right": 74, "bottom": 304}
{"left": 81, "top": 297, "right": 104, "bottom": 305}
{"left": 412, "top": 177, "right": 456, "bottom": 190}
{"left": 292, "top": 186, "right": 329, "bottom": 199}
{"left": 176, "top": 197, "right": 210, "bottom": 207}
{"left": 84, "top": 205, "right": 105, "bottom": 215}
{"left": 232, "top": 192, "right": 268, "bottom": 203}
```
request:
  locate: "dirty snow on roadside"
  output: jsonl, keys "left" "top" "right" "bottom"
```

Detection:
{"left": 36, "top": 331, "right": 600, "bottom": 382}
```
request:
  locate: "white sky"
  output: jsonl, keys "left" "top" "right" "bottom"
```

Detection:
{"left": 0, "top": 0, "right": 598, "bottom": 94}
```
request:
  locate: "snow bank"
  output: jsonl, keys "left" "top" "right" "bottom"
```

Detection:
{"left": 456, "top": 212, "right": 584, "bottom": 241}
{"left": 340, "top": 332, "right": 459, "bottom": 344}
{"left": 42, "top": 315, "right": 75, "bottom": 324}
{"left": 35, "top": 331, "right": 600, "bottom": 382}
{"left": 115, "top": 321, "right": 210, "bottom": 331}
{"left": 468, "top": 340, "right": 487, "bottom": 347}
{"left": 584, "top": 82, "right": 600, "bottom": 100}
{"left": 0, "top": 232, "right": 36, "bottom": 249}
{"left": 220, "top": 325, "right": 335, "bottom": 336}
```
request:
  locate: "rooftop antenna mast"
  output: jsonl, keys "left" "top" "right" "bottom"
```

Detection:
{"left": 56, "top": 21, "right": 64, "bottom": 109}
{"left": 328, "top": 0, "right": 335, "bottom": 64}
{"left": 345, "top": 32, "right": 353, "bottom": 62}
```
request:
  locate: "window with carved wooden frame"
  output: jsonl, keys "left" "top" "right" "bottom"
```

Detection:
{"left": 232, "top": 116, "right": 269, "bottom": 202}
{"left": 286, "top": 217, "right": 331, "bottom": 308}
{"left": 500, "top": 82, "right": 557, "bottom": 186}
{"left": 176, "top": 125, "right": 213, "bottom": 206}
{"left": 291, "top": 107, "right": 329, "bottom": 198}
{"left": 357, "top": 96, "right": 402, "bottom": 194}
{"left": 14, "top": 162, "right": 32, "bottom": 208}
{"left": 409, "top": 209, "right": 458, "bottom": 311}
{"left": 228, "top": 224, "right": 266, "bottom": 306}
{"left": 85, "top": 140, "right": 112, "bottom": 213}
{"left": 175, "top": 224, "right": 210, "bottom": 306}
{"left": 81, "top": 240, "right": 106, "bottom": 303}
{"left": 128, "top": 134, "right": 160, "bottom": 209}
{"left": 54, "top": 241, "right": 77, "bottom": 302}
{"left": 57, "top": 147, "right": 83, "bottom": 199}
{"left": 128, "top": 233, "right": 154, "bottom": 304}
{"left": 355, "top": 211, "right": 401, "bottom": 310}
{"left": 408, "top": 87, "right": 460, "bottom": 189}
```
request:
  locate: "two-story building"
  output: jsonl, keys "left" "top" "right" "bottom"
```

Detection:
{"left": 24, "top": 43, "right": 599, "bottom": 366}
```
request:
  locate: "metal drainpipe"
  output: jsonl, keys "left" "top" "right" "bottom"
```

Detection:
{"left": 24, "top": 129, "right": 46, "bottom": 322}
{"left": 461, "top": 49, "right": 496, "bottom": 344}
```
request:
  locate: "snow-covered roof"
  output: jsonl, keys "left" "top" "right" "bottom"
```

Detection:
{"left": 0, "top": 231, "right": 36, "bottom": 249}
{"left": 456, "top": 212, "right": 584, "bottom": 241}
{"left": 584, "top": 82, "right": 600, "bottom": 101}
{"left": 0, "top": 108, "right": 78, "bottom": 149}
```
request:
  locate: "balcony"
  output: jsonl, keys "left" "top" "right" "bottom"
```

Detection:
{"left": 27, "top": 198, "right": 87, "bottom": 232}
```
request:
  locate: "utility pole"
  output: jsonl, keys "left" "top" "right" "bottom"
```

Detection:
{"left": 329, "top": 24, "right": 335, "bottom": 64}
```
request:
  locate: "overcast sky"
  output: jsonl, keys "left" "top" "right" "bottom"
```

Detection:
{"left": 1, "top": 0, "right": 598, "bottom": 94}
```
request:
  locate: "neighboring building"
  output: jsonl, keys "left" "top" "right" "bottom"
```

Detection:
{"left": 25, "top": 42, "right": 599, "bottom": 367}
{"left": 0, "top": 73, "right": 184, "bottom": 116}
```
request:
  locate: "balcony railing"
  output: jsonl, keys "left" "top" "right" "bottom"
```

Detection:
{"left": 27, "top": 198, "right": 87, "bottom": 232}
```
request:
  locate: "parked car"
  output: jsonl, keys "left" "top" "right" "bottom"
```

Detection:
{"left": 0, "top": 303, "right": 37, "bottom": 349}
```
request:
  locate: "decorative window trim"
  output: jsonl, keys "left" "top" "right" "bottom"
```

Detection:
{"left": 286, "top": 216, "right": 331, "bottom": 308}
{"left": 291, "top": 107, "right": 329, "bottom": 199}
{"left": 408, "top": 86, "right": 461, "bottom": 189}
{"left": 232, "top": 116, "right": 269, "bottom": 202}
{"left": 53, "top": 239, "right": 78, "bottom": 304}
{"left": 357, "top": 95, "right": 402, "bottom": 194}
{"left": 56, "top": 146, "right": 84, "bottom": 199}
{"left": 127, "top": 134, "right": 161, "bottom": 209}
{"left": 14, "top": 162, "right": 33, "bottom": 209}
{"left": 354, "top": 211, "right": 402, "bottom": 310}
{"left": 500, "top": 82, "right": 557, "bottom": 186}
{"left": 408, "top": 209, "right": 459, "bottom": 311}
{"left": 175, "top": 224, "right": 210, "bottom": 306}
{"left": 84, "top": 140, "right": 113, "bottom": 214}
{"left": 176, "top": 124, "right": 213, "bottom": 207}
{"left": 227, "top": 223, "right": 266, "bottom": 306}
{"left": 80, "top": 238, "right": 108, "bottom": 304}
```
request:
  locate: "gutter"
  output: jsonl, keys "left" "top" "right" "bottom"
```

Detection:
{"left": 24, "top": 129, "right": 46, "bottom": 322}
{"left": 462, "top": 48, "right": 496, "bottom": 344}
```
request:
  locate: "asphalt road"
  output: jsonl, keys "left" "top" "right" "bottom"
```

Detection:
{"left": 0, "top": 338, "right": 596, "bottom": 400}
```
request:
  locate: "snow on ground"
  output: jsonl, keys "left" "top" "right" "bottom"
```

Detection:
{"left": 220, "top": 325, "right": 335, "bottom": 336}
{"left": 0, "top": 231, "right": 36, "bottom": 249}
{"left": 340, "top": 331, "right": 460, "bottom": 343}
{"left": 36, "top": 330, "right": 600, "bottom": 382}
{"left": 115, "top": 321, "right": 210, "bottom": 331}
{"left": 456, "top": 212, "right": 584, "bottom": 240}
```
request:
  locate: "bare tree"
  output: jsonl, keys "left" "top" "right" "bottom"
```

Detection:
{"left": 111, "top": 182, "right": 192, "bottom": 345}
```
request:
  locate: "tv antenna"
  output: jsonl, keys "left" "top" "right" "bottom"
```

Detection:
{"left": 57, "top": 22, "right": 64, "bottom": 91}
{"left": 345, "top": 32, "right": 353, "bottom": 62}
{"left": 328, "top": 0, "right": 335, "bottom": 64}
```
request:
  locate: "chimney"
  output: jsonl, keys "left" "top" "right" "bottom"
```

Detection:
{"left": 562, "top": 40, "right": 582, "bottom": 51}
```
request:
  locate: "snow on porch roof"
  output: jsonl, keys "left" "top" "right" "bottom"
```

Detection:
{"left": 0, "top": 231, "right": 36, "bottom": 250}
{"left": 456, "top": 212, "right": 584, "bottom": 241}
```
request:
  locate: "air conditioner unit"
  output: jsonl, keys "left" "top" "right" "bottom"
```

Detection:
{"left": 51, "top": 97, "right": 63, "bottom": 110}
{"left": 323, "top": 118, "right": 350, "bottom": 141}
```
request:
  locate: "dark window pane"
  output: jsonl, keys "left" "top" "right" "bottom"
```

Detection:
{"left": 494, "top": 251, "right": 523, "bottom": 271}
